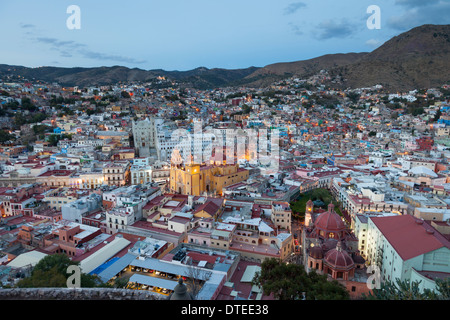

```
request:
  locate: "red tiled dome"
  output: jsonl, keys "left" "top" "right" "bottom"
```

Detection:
{"left": 309, "top": 246, "right": 324, "bottom": 259}
{"left": 314, "top": 207, "right": 345, "bottom": 234}
{"left": 324, "top": 243, "right": 354, "bottom": 271}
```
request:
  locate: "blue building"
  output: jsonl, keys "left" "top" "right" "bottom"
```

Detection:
{"left": 438, "top": 118, "right": 450, "bottom": 126}
{"left": 53, "top": 127, "right": 65, "bottom": 134}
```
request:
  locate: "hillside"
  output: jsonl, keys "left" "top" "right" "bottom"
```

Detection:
{"left": 240, "top": 24, "right": 450, "bottom": 90}
{"left": 0, "top": 24, "right": 449, "bottom": 91}
{"left": 328, "top": 24, "right": 450, "bottom": 91}
{"left": 242, "top": 52, "right": 368, "bottom": 87}
{"left": 0, "top": 64, "right": 259, "bottom": 90}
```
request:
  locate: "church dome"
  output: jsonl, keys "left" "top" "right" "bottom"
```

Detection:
{"left": 324, "top": 242, "right": 354, "bottom": 271}
{"left": 309, "top": 246, "right": 324, "bottom": 259}
{"left": 314, "top": 204, "right": 345, "bottom": 237}
{"left": 169, "top": 278, "right": 193, "bottom": 300}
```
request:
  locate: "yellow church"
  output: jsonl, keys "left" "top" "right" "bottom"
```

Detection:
{"left": 169, "top": 149, "right": 249, "bottom": 196}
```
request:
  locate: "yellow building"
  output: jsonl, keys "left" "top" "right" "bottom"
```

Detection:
{"left": 169, "top": 150, "right": 249, "bottom": 196}
{"left": 111, "top": 105, "right": 122, "bottom": 113}
{"left": 271, "top": 201, "right": 292, "bottom": 232}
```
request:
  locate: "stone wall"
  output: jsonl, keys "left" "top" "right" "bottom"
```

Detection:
{"left": 0, "top": 287, "right": 164, "bottom": 300}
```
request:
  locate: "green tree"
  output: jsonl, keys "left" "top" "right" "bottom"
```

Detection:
{"left": 0, "top": 130, "right": 15, "bottom": 143}
{"left": 21, "top": 97, "right": 37, "bottom": 112}
{"left": 242, "top": 104, "right": 252, "bottom": 114}
{"left": 113, "top": 276, "right": 130, "bottom": 288}
{"left": 290, "top": 188, "right": 341, "bottom": 216}
{"left": 17, "top": 268, "right": 67, "bottom": 288}
{"left": 13, "top": 114, "right": 27, "bottom": 127}
{"left": 16, "top": 254, "right": 106, "bottom": 288}
{"left": 32, "top": 124, "right": 49, "bottom": 136}
{"left": 347, "top": 92, "right": 360, "bottom": 104}
{"left": 30, "top": 113, "right": 47, "bottom": 123}
{"left": 47, "top": 134, "right": 60, "bottom": 146}
{"left": 4, "top": 101, "right": 19, "bottom": 109}
{"left": 306, "top": 270, "right": 350, "bottom": 300}
{"left": 86, "top": 108, "right": 98, "bottom": 116}
{"left": 252, "top": 258, "right": 349, "bottom": 300}
{"left": 121, "top": 91, "right": 131, "bottom": 99}
{"left": 32, "top": 254, "right": 74, "bottom": 275}
{"left": 426, "top": 278, "right": 450, "bottom": 300}
{"left": 434, "top": 109, "right": 442, "bottom": 122}
{"left": 364, "top": 278, "right": 450, "bottom": 300}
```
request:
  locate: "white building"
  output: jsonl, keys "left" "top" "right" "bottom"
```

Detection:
{"left": 365, "top": 214, "right": 450, "bottom": 293}
{"left": 130, "top": 165, "right": 153, "bottom": 185}
{"left": 61, "top": 193, "right": 102, "bottom": 223}
{"left": 106, "top": 207, "right": 137, "bottom": 234}
{"left": 132, "top": 117, "right": 157, "bottom": 157}
{"left": 156, "top": 125, "right": 215, "bottom": 163}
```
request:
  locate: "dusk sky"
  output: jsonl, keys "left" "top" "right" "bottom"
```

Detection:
{"left": 1, "top": 0, "right": 449, "bottom": 71}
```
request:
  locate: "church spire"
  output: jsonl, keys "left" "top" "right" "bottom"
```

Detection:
{"left": 169, "top": 278, "right": 193, "bottom": 300}
{"left": 171, "top": 149, "right": 183, "bottom": 166}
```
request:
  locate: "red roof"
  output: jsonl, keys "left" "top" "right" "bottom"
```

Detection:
{"left": 315, "top": 209, "right": 346, "bottom": 234}
{"left": 186, "top": 252, "right": 217, "bottom": 265}
{"left": 370, "top": 215, "right": 450, "bottom": 261}
{"left": 324, "top": 244, "right": 354, "bottom": 270}
{"left": 38, "top": 169, "right": 74, "bottom": 177}
{"left": 194, "top": 200, "right": 220, "bottom": 216}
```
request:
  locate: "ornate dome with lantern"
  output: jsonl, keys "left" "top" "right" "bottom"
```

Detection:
{"left": 313, "top": 203, "right": 346, "bottom": 240}
{"left": 323, "top": 241, "right": 356, "bottom": 280}
{"left": 301, "top": 200, "right": 365, "bottom": 282}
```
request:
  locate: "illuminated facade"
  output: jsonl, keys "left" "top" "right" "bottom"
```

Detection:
{"left": 169, "top": 149, "right": 249, "bottom": 196}
{"left": 102, "top": 161, "right": 131, "bottom": 187}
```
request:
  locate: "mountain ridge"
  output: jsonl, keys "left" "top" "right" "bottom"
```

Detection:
{"left": 1, "top": 24, "right": 449, "bottom": 91}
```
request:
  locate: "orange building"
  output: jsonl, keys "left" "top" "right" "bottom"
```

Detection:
{"left": 170, "top": 161, "right": 249, "bottom": 196}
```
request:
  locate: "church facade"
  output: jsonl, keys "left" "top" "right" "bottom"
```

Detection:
{"left": 169, "top": 149, "right": 249, "bottom": 196}
{"left": 301, "top": 200, "right": 366, "bottom": 281}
